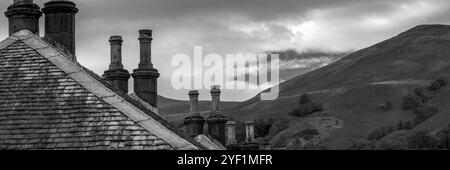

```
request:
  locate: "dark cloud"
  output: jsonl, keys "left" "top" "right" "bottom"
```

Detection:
{"left": 0, "top": 0, "right": 449, "bottom": 101}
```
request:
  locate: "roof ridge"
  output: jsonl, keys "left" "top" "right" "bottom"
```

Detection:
{"left": 1, "top": 30, "right": 205, "bottom": 150}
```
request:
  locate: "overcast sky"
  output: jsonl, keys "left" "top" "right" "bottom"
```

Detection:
{"left": 1, "top": 0, "right": 450, "bottom": 101}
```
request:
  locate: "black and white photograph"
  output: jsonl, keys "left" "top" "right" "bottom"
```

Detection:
{"left": 0, "top": 0, "right": 449, "bottom": 168}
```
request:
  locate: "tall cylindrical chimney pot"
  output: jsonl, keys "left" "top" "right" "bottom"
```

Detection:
{"left": 42, "top": 0, "right": 78, "bottom": 56}
{"left": 132, "top": 29, "right": 160, "bottom": 107}
{"left": 5, "top": 0, "right": 42, "bottom": 35}
{"left": 210, "top": 85, "right": 221, "bottom": 112}
{"left": 138, "top": 29, "right": 153, "bottom": 69}
{"left": 189, "top": 90, "right": 200, "bottom": 114}
{"left": 109, "top": 36, "right": 124, "bottom": 70}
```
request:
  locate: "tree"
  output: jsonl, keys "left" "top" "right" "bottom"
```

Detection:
{"left": 428, "top": 76, "right": 448, "bottom": 92}
{"left": 437, "top": 128, "right": 450, "bottom": 149}
{"left": 255, "top": 118, "right": 275, "bottom": 138}
{"left": 408, "top": 131, "right": 439, "bottom": 150}
{"left": 413, "top": 88, "right": 431, "bottom": 103}
{"left": 401, "top": 94, "right": 422, "bottom": 110}
{"left": 414, "top": 105, "right": 439, "bottom": 123}
{"left": 397, "top": 121, "right": 404, "bottom": 130}
{"left": 299, "top": 94, "right": 312, "bottom": 105}
{"left": 403, "top": 121, "right": 414, "bottom": 130}
{"left": 268, "top": 118, "right": 290, "bottom": 137}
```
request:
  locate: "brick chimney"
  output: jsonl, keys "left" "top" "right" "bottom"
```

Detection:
{"left": 242, "top": 121, "right": 259, "bottom": 150}
{"left": 42, "top": 0, "right": 78, "bottom": 56}
{"left": 225, "top": 121, "right": 241, "bottom": 150}
{"left": 184, "top": 90, "right": 205, "bottom": 137}
{"left": 103, "top": 36, "right": 131, "bottom": 93}
{"left": 206, "top": 85, "right": 227, "bottom": 145}
{"left": 5, "top": 0, "right": 42, "bottom": 35}
{"left": 132, "top": 29, "right": 160, "bottom": 107}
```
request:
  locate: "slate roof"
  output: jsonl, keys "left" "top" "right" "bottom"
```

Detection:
{"left": 0, "top": 30, "right": 204, "bottom": 150}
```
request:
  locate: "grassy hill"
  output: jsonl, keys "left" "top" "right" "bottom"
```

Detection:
{"left": 225, "top": 24, "right": 450, "bottom": 149}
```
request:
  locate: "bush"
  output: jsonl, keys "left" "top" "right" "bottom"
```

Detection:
{"left": 378, "top": 139, "right": 408, "bottom": 150}
{"left": 368, "top": 126, "right": 396, "bottom": 141}
{"left": 397, "top": 121, "right": 404, "bottom": 130}
{"left": 408, "top": 131, "right": 440, "bottom": 150}
{"left": 414, "top": 105, "right": 439, "bottom": 122}
{"left": 401, "top": 94, "right": 422, "bottom": 110}
{"left": 290, "top": 103, "right": 324, "bottom": 117}
{"left": 347, "top": 139, "right": 375, "bottom": 150}
{"left": 403, "top": 121, "right": 414, "bottom": 130}
{"left": 255, "top": 118, "right": 275, "bottom": 138}
{"left": 437, "top": 128, "right": 450, "bottom": 149}
{"left": 427, "top": 76, "right": 448, "bottom": 92}
{"left": 413, "top": 88, "right": 431, "bottom": 103}
{"left": 268, "top": 118, "right": 290, "bottom": 137}
{"left": 368, "top": 129, "right": 383, "bottom": 141}
{"left": 299, "top": 94, "right": 312, "bottom": 105}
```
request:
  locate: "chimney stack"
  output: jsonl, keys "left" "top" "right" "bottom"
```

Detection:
{"left": 5, "top": 0, "right": 42, "bottom": 35}
{"left": 207, "top": 85, "right": 227, "bottom": 145}
{"left": 225, "top": 121, "right": 241, "bottom": 150}
{"left": 42, "top": 0, "right": 78, "bottom": 56}
{"left": 184, "top": 90, "right": 205, "bottom": 137}
{"left": 103, "top": 36, "right": 131, "bottom": 93}
{"left": 242, "top": 121, "right": 259, "bottom": 150}
{"left": 132, "top": 29, "right": 160, "bottom": 107}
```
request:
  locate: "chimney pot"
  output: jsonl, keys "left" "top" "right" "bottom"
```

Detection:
{"left": 210, "top": 85, "right": 221, "bottom": 112}
{"left": 189, "top": 90, "right": 200, "bottom": 114}
{"left": 108, "top": 35, "right": 124, "bottom": 70}
{"left": 184, "top": 90, "right": 205, "bottom": 137}
{"left": 42, "top": 0, "right": 78, "bottom": 56}
{"left": 5, "top": 0, "right": 42, "bottom": 35}
{"left": 132, "top": 29, "right": 160, "bottom": 107}
{"left": 103, "top": 35, "right": 130, "bottom": 93}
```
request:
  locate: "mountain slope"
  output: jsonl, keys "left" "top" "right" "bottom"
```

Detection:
{"left": 225, "top": 25, "right": 450, "bottom": 149}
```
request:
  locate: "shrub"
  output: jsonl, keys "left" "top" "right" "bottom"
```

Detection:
{"left": 255, "top": 118, "right": 275, "bottom": 138}
{"left": 408, "top": 131, "right": 440, "bottom": 150}
{"left": 368, "top": 126, "right": 396, "bottom": 141}
{"left": 437, "top": 128, "right": 450, "bottom": 149}
{"left": 414, "top": 105, "right": 439, "bottom": 123}
{"left": 290, "top": 103, "right": 324, "bottom": 117}
{"left": 397, "top": 121, "right": 404, "bottom": 130}
{"left": 378, "top": 139, "right": 408, "bottom": 150}
{"left": 299, "top": 94, "right": 312, "bottom": 105}
{"left": 427, "top": 76, "right": 448, "bottom": 92}
{"left": 403, "top": 121, "right": 414, "bottom": 130}
{"left": 295, "top": 129, "right": 320, "bottom": 140}
{"left": 347, "top": 139, "right": 375, "bottom": 150}
{"left": 401, "top": 94, "right": 422, "bottom": 110}
{"left": 368, "top": 129, "right": 383, "bottom": 141}
{"left": 413, "top": 87, "right": 431, "bottom": 103}
{"left": 268, "top": 118, "right": 290, "bottom": 137}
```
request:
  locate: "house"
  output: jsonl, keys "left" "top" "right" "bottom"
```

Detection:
{"left": 0, "top": 0, "right": 212, "bottom": 150}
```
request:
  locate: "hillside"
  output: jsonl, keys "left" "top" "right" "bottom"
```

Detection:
{"left": 225, "top": 24, "right": 450, "bottom": 149}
